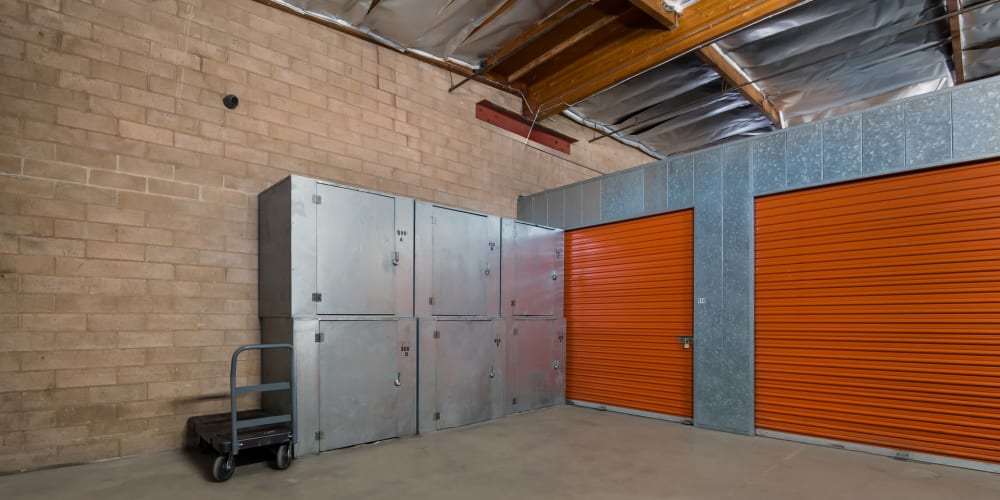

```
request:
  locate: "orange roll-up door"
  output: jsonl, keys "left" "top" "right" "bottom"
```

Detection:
{"left": 565, "top": 210, "right": 694, "bottom": 418}
{"left": 755, "top": 160, "right": 1000, "bottom": 464}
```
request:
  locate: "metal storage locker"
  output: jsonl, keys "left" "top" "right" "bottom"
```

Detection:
{"left": 258, "top": 176, "right": 415, "bottom": 318}
{"left": 504, "top": 317, "right": 566, "bottom": 415}
{"left": 414, "top": 202, "right": 501, "bottom": 317}
{"left": 417, "top": 318, "right": 505, "bottom": 433}
{"left": 500, "top": 219, "right": 565, "bottom": 317}
{"left": 260, "top": 318, "right": 417, "bottom": 455}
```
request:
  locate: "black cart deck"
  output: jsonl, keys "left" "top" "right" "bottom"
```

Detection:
{"left": 190, "top": 409, "right": 292, "bottom": 454}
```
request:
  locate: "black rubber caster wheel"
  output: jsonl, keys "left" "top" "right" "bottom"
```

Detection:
{"left": 212, "top": 454, "right": 235, "bottom": 482}
{"left": 273, "top": 444, "right": 292, "bottom": 470}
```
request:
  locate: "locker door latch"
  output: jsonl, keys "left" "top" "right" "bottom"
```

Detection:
{"left": 391, "top": 251, "right": 400, "bottom": 266}
{"left": 677, "top": 336, "right": 693, "bottom": 349}
{"left": 394, "top": 372, "right": 401, "bottom": 387}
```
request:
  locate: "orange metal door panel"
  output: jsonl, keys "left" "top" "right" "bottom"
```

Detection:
{"left": 565, "top": 210, "right": 694, "bottom": 417}
{"left": 755, "top": 160, "right": 1000, "bottom": 465}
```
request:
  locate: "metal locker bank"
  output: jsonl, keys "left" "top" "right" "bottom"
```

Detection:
{"left": 258, "top": 176, "right": 417, "bottom": 456}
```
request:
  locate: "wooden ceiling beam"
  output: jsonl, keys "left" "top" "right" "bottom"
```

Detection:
{"left": 628, "top": 0, "right": 679, "bottom": 29}
{"left": 485, "top": 0, "right": 599, "bottom": 67}
{"left": 945, "top": 0, "right": 965, "bottom": 84}
{"left": 508, "top": 12, "right": 623, "bottom": 83}
{"left": 697, "top": 43, "right": 782, "bottom": 127}
{"left": 527, "top": 0, "right": 807, "bottom": 119}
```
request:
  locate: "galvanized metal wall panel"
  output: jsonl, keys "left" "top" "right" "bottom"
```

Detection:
{"left": 906, "top": 93, "right": 953, "bottom": 168}
{"left": 601, "top": 169, "right": 644, "bottom": 223}
{"left": 667, "top": 156, "right": 695, "bottom": 209}
{"left": 821, "top": 114, "right": 862, "bottom": 181}
{"left": 785, "top": 123, "right": 823, "bottom": 187}
{"left": 547, "top": 189, "right": 565, "bottom": 229}
{"left": 258, "top": 179, "right": 292, "bottom": 318}
{"left": 952, "top": 80, "right": 1000, "bottom": 159}
{"left": 862, "top": 103, "right": 905, "bottom": 174}
{"left": 516, "top": 196, "right": 532, "bottom": 224}
{"left": 643, "top": 161, "right": 669, "bottom": 214}
{"left": 563, "top": 183, "right": 582, "bottom": 229}
{"left": 752, "top": 133, "right": 786, "bottom": 194}
{"left": 692, "top": 150, "right": 727, "bottom": 431}
{"left": 580, "top": 180, "right": 601, "bottom": 227}
{"left": 531, "top": 194, "right": 548, "bottom": 226}
{"left": 719, "top": 143, "right": 755, "bottom": 434}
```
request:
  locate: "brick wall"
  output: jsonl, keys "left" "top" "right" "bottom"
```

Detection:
{"left": 0, "top": 0, "right": 651, "bottom": 471}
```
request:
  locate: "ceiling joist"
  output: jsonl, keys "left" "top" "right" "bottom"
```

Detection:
{"left": 628, "top": 0, "right": 679, "bottom": 29}
{"left": 696, "top": 43, "right": 783, "bottom": 127}
{"left": 945, "top": 0, "right": 966, "bottom": 84}
{"left": 523, "top": 0, "right": 808, "bottom": 119}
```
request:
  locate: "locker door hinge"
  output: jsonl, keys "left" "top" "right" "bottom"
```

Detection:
{"left": 315, "top": 333, "right": 325, "bottom": 343}
{"left": 510, "top": 299, "right": 516, "bottom": 307}
{"left": 512, "top": 328, "right": 518, "bottom": 336}
{"left": 312, "top": 292, "right": 322, "bottom": 302}
{"left": 314, "top": 430, "right": 324, "bottom": 440}
{"left": 312, "top": 194, "right": 322, "bottom": 204}
{"left": 433, "top": 412, "right": 440, "bottom": 421}
{"left": 512, "top": 397, "right": 517, "bottom": 406}
{"left": 428, "top": 296, "right": 435, "bottom": 306}
{"left": 431, "top": 216, "right": 436, "bottom": 224}
{"left": 433, "top": 330, "right": 440, "bottom": 339}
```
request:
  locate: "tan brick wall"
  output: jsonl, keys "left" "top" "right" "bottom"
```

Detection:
{"left": 0, "top": 0, "right": 651, "bottom": 471}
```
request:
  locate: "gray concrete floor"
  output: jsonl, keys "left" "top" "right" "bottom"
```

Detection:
{"left": 3, "top": 405, "right": 999, "bottom": 499}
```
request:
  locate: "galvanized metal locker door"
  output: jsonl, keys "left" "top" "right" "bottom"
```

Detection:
{"left": 435, "top": 320, "right": 497, "bottom": 430}
{"left": 316, "top": 185, "right": 396, "bottom": 315}
{"left": 506, "top": 319, "right": 566, "bottom": 414}
{"left": 512, "top": 223, "right": 561, "bottom": 316}
{"left": 431, "top": 207, "right": 489, "bottom": 316}
{"left": 318, "top": 321, "right": 399, "bottom": 450}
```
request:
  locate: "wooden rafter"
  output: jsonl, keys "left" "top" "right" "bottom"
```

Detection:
{"left": 628, "top": 0, "right": 679, "bottom": 29}
{"left": 697, "top": 43, "right": 782, "bottom": 127}
{"left": 485, "top": 0, "right": 598, "bottom": 67}
{"left": 508, "top": 12, "right": 623, "bottom": 82}
{"left": 946, "top": 0, "right": 965, "bottom": 84}
{"left": 526, "top": 0, "right": 807, "bottom": 119}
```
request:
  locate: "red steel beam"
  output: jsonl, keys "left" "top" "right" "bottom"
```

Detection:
{"left": 475, "top": 100, "right": 577, "bottom": 154}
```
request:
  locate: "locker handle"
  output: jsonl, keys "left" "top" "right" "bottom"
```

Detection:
{"left": 489, "top": 364, "right": 495, "bottom": 379}
{"left": 394, "top": 372, "right": 401, "bottom": 386}
{"left": 392, "top": 251, "right": 400, "bottom": 266}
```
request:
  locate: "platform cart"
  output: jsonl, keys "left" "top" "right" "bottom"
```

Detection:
{"left": 188, "top": 344, "right": 296, "bottom": 482}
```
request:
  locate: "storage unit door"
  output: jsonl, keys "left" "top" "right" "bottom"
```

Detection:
{"left": 431, "top": 207, "right": 491, "bottom": 316}
{"left": 316, "top": 184, "right": 397, "bottom": 315}
{"left": 565, "top": 210, "right": 694, "bottom": 418}
{"left": 317, "top": 320, "right": 415, "bottom": 451}
{"left": 755, "top": 160, "right": 1000, "bottom": 465}
{"left": 509, "top": 222, "right": 563, "bottom": 317}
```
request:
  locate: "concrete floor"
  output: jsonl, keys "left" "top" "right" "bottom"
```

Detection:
{"left": 3, "top": 405, "right": 998, "bottom": 500}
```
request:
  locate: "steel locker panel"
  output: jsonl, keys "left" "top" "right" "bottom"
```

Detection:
{"left": 506, "top": 318, "right": 565, "bottom": 415}
{"left": 316, "top": 184, "right": 397, "bottom": 315}
{"left": 430, "top": 206, "right": 490, "bottom": 316}
{"left": 417, "top": 317, "right": 437, "bottom": 434}
{"left": 434, "top": 320, "right": 497, "bottom": 430}
{"left": 513, "top": 222, "right": 563, "bottom": 317}
{"left": 261, "top": 317, "right": 319, "bottom": 457}
{"left": 396, "top": 318, "right": 417, "bottom": 437}
{"left": 394, "top": 200, "right": 415, "bottom": 317}
{"left": 318, "top": 320, "right": 401, "bottom": 451}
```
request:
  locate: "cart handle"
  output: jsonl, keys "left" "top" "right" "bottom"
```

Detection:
{"left": 230, "top": 344, "right": 295, "bottom": 456}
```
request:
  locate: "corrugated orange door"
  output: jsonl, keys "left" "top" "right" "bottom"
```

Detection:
{"left": 565, "top": 210, "right": 694, "bottom": 417}
{"left": 755, "top": 160, "right": 1000, "bottom": 464}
